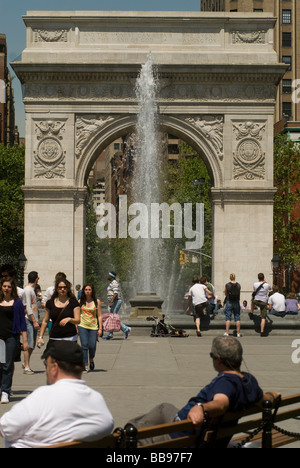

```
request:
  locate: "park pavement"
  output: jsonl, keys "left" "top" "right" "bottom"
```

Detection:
{"left": 0, "top": 322, "right": 300, "bottom": 448}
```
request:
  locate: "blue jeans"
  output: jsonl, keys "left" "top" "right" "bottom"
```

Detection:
{"left": 0, "top": 335, "right": 18, "bottom": 395}
{"left": 224, "top": 301, "right": 241, "bottom": 322}
{"left": 107, "top": 300, "right": 130, "bottom": 338}
{"left": 78, "top": 326, "right": 98, "bottom": 366}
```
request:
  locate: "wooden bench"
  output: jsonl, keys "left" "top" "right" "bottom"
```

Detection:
{"left": 44, "top": 393, "right": 300, "bottom": 449}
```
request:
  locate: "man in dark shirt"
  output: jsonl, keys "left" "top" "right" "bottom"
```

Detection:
{"left": 128, "top": 336, "right": 280, "bottom": 446}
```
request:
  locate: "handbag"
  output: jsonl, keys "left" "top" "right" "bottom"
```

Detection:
{"left": 102, "top": 312, "right": 121, "bottom": 333}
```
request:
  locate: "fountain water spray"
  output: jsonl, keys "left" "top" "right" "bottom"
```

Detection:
{"left": 130, "top": 53, "right": 164, "bottom": 316}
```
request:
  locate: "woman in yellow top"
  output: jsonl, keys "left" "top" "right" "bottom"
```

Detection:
{"left": 78, "top": 284, "right": 103, "bottom": 372}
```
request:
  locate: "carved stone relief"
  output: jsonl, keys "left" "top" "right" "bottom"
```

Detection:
{"left": 33, "top": 120, "right": 66, "bottom": 179}
{"left": 33, "top": 29, "right": 69, "bottom": 42}
{"left": 184, "top": 115, "right": 224, "bottom": 160}
{"left": 231, "top": 30, "right": 266, "bottom": 44}
{"left": 232, "top": 121, "right": 266, "bottom": 180}
{"left": 75, "top": 115, "right": 117, "bottom": 159}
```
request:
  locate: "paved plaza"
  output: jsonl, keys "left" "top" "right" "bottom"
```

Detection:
{"left": 1, "top": 326, "right": 300, "bottom": 448}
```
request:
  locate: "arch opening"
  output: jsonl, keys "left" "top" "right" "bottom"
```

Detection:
{"left": 83, "top": 116, "right": 216, "bottom": 314}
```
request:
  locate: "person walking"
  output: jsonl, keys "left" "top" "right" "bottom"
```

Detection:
{"left": 0, "top": 341, "right": 114, "bottom": 448}
{"left": 251, "top": 273, "right": 271, "bottom": 337}
{"left": 186, "top": 276, "right": 213, "bottom": 337}
{"left": 23, "top": 271, "right": 40, "bottom": 375}
{"left": 78, "top": 284, "right": 103, "bottom": 372}
{"left": 0, "top": 277, "right": 29, "bottom": 404}
{"left": 223, "top": 274, "right": 241, "bottom": 338}
{"left": 103, "top": 272, "right": 131, "bottom": 340}
{"left": 37, "top": 278, "right": 80, "bottom": 347}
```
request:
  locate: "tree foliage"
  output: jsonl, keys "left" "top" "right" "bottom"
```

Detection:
{"left": 274, "top": 134, "right": 300, "bottom": 268}
{"left": 0, "top": 143, "right": 25, "bottom": 265}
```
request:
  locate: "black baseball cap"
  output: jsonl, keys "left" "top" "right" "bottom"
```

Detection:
{"left": 42, "top": 340, "right": 84, "bottom": 366}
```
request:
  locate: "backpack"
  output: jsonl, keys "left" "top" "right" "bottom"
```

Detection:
{"left": 227, "top": 282, "right": 240, "bottom": 302}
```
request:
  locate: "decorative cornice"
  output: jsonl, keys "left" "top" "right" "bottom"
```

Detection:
{"left": 211, "top": 188, "right": 277, "bottom": 205}
{"left": 13, "top": 69, "right": 285, "bottom": 85}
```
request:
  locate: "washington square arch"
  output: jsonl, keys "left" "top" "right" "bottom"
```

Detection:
{"left": 12, "top": 11, "right": 286, "bottom": 302}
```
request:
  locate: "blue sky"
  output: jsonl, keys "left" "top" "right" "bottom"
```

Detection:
{"left": 1, "top": 0, "right": 201, "bottom": 137}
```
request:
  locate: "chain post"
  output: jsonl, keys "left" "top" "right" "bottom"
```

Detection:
{"left": 262, "top": 400, "right": 273, "bottom": 449}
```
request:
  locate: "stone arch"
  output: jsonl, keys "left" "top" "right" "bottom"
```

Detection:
{"left": 76, "top": 113, "right": 223, "bottom": 189}
{"left": 12, "top": 11, "right": 285, "bottom": 301}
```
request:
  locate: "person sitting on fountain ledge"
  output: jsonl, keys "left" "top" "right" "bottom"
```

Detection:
{"left": 127, "top": 336, "right": 280, "bottom": 447}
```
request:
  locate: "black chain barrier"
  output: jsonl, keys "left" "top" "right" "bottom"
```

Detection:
{"left": 271, "top": 423, "right": 300, "bottom": 440}
{"left": 233, "top": 396, "right": 300, "bottom": 448}
{"left": 234, "top": 419, "right": 300, "bottom": 448}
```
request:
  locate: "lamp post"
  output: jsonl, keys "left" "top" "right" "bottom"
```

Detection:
{"left": 18, "top": 252, "right": 27, "bottom": 288}
{"left": 271, "top": 253, "right": 280, "bottom": 286}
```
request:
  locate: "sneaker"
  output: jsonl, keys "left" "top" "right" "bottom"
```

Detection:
{"left": 125, "top": 328, "right": 131, "bottom": 339}
{"left": 223, "top": 332, "right": 229, "bottom": 337}
{"left": 1, "top": 392, "right": 9, "bottom": 404}
{"left": 89, "top": 361, "right": 95, "bottom": 371}
{"left": 102, "top": 336, "right": 112, "bottom": 340}
{"left": 23, "top": 368, "right": 35, "bottom": 375}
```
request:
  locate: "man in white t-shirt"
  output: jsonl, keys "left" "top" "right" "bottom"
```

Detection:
{"left": 186, "top": 276, "right": 213, "bottom": 337}
{"left": 0, "top": 341, "right": 114, "bottom": 448}
{"left": 268, "top": 286, "right": 286, "bottom": 317}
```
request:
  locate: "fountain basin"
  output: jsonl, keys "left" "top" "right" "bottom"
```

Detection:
{"left": 129, "top": 292, "right": 164, "bottom": 318}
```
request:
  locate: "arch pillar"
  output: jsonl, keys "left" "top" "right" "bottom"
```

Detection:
{"left": 22, "top": 186, "right": 88, "bottom": 289}
{"left": 211, "top": 188, "right": 276, "bottom": 301}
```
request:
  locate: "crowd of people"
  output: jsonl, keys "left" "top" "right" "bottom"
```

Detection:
{"left": 186, "top": 272, "right": 300, "bottom": 338}
{"left": 0, "top": 332, "right": 280, "bottom": 448}
{"left": 0, "top": 263, "right": 296, "bottom": 448}
{"left": 0, "top": 265, "right": 131, "bottom": 405}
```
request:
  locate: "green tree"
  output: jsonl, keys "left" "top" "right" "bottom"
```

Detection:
{"left": 0, "top": 143, "right": 25, "bottom": 264}
{"left": 274, "top": 134, "right": 300, "bottom": 268}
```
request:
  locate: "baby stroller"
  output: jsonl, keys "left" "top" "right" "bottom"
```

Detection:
{"left": 146, "top": 315, "right": 189, "bottom": 338}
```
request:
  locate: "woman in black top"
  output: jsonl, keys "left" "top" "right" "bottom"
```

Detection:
{"left": 37, "top": 279, "right": 80, "bottom": 346}
{"left": 0, "top": 277, "right": 29, "bottom": 403}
